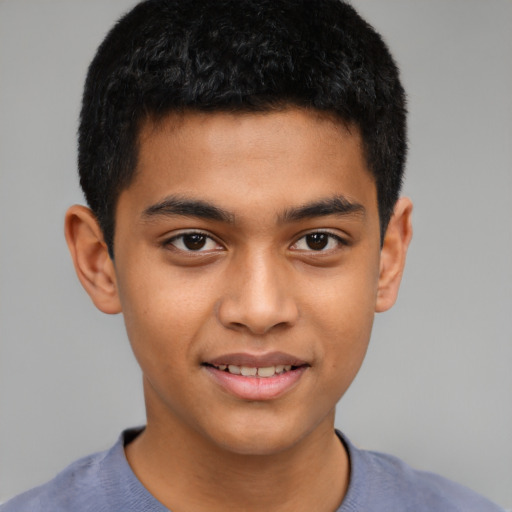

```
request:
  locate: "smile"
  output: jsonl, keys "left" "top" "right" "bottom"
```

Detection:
{"left": 207, "top": 363, "right": 294, "bottom": 378}
{"left": 202, "top": 353, "right": 309, "bottom": 401}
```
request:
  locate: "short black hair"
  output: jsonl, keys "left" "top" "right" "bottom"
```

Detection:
{"left": 78, "top": 0, "right": 407, "bottom": 256}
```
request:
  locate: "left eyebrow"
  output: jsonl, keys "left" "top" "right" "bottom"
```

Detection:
{"left": 279, "top": 195, "right": 366, "bottom": 223}
{"left": 141, "top": 195, "right": 235, "bottom": 223}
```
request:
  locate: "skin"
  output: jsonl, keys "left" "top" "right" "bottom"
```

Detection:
{"left": 65, "top": 109, "right": 412, "bottom": 511}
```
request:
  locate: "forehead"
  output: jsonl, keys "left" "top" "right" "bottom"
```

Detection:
{"left": 123, "top": 108, "right": 378, "bottom": 222}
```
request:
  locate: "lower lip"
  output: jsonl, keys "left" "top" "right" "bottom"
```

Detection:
{"left": 204, "top": 366, "right": 307, "bottom": 401}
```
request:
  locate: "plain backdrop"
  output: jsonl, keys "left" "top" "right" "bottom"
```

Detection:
{"left": 1, "top": 0, "right": 511, "bottom": 508}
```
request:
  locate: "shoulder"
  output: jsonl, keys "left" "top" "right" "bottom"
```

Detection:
{"left": 0, "top": 448, "right": 111, "bottom": 512}
{"left": 0, "top": 428, "right": 160, "bottom": 512}
{"left": 363, "top": 449, "right": 503, "bottom": 511}
{"left": 337, "top": 431, "right": 506, "bottom": 512}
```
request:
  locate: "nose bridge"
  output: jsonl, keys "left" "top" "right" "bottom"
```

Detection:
{"left": 217, "top": 247, "right": 298, "bottom": 334}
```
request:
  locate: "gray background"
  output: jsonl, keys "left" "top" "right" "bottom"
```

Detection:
{"left": 1, "top": 0, "right": 511, "bottom": 508}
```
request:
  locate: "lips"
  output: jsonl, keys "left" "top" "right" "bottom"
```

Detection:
{"left": 202, "top": 352, "right": 309, "bottom": 401}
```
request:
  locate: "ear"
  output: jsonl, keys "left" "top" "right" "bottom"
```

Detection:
{"left": 375, "top": 197, "right": 413, "bottom": 313}
{"left": 64, "top": 205, "right": 122, "bottom": 314}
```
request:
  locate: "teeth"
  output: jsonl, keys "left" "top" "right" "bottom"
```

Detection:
{"left": 215, "top": 364, "right": 296, "bottom": 377}
{"left": 257, "top": 366, "right": 276, "bottom": 377}
{"left": 228, "top": 365, "right": 241, "bottom": 375}
{"left": 240, "top": 366, "right": 258, "bottom": 376}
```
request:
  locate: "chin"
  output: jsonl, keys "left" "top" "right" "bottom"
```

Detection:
{"left": 202, "top": 415, "right": 311, "bottom": 457}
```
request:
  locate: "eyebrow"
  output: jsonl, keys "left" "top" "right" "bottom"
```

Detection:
{"left": 142, "top": 195, "right": 235, "bottom": 223}
{"left": 279, "top": 195, "right": 366, "bottom": 223}
{"left": 141, "top": 194, "right": 365, "bottom": 225}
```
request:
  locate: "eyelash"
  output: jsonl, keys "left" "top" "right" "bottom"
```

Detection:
{"left": 291, "top": 231, "right": 347, "bottom": 252}
{"left": 163, "top": 230, "right": 347, "bottom": 254}
{"left": 164, "top": 231, "right": 222, "bottom": 253}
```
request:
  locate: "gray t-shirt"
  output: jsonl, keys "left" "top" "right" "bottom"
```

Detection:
{"left": 1, "top": 428, "right": 505, "bottom": 512}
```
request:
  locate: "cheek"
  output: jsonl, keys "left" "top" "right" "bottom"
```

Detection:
{"left": 306, "top": 258, "right": 379, "bottom": 375}
{"left": 314, "top": 310, "right": 374, "bottom": 409}
{"left": 116, "top": 265, "right": 216, "bottom": 372}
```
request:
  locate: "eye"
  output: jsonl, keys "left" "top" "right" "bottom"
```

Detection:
{"left": 166, "top": 232, "right": 222, "bottom": 252}
{"left": 291, "top": 232, "right": 345, "bottom": 251}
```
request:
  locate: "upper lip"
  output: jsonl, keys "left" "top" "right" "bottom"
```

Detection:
{"left": 204, "top": 351, "right": 309, "bottom": 368}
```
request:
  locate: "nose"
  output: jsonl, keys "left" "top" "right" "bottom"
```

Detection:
{"left": 217, "top": 251, "right": 299, "bottom": 335}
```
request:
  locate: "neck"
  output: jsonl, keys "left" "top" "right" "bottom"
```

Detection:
{"left": 125, "top": 387, "right": 349, "bottom": 512}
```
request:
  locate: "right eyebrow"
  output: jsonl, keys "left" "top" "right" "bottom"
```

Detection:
{"left": 141, "top": 195, "right": 235, "bottom": 223}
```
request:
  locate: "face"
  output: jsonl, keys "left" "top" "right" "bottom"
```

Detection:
{"left": 112, "top": 109, "right": 384, "bottom": 455}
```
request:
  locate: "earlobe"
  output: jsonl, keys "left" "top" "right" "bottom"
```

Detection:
{"left": 64, "top": 205, "right": 122, "bottom": 314}
{"left": 375, "top": 197, "right": 413, "bottom": 313}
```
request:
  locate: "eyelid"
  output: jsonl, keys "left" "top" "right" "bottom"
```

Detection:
{"left": 161, "top": 228, "right": 348, "bottom": 253}
{"left": 290, "top": 230, "right": 349, "bottom": 251}
{"left": 163, "top": 230, "right": 225, "bottom": 252}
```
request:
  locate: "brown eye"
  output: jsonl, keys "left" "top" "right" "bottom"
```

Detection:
{"left": 167, "top": 232, "right": 221, "bottom": 252}
{"left": 305, "top": 233, "right": 329, "bottom": 250}
{"left": 183, "top": 233, "right": 207, "bottom": 250}
{"left": 291, "top": 232, "right": 345, "bottom": 252}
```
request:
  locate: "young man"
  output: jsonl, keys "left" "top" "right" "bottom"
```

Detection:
{"left": 1, "top": 1, "right": 506, "bottom": 511}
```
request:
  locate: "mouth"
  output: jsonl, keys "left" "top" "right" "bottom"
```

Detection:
{"left": 202, "top": 353, "right": 310, "bottom": 400}
{"left": 203, "top": 362, "right": 299, "bottom": 378}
